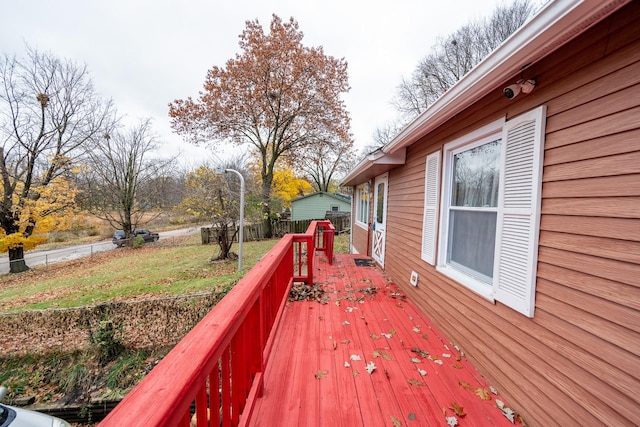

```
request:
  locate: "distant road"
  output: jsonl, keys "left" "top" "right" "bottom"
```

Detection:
{"left": 0, "top": 226, "right": 202, "bottom": 274}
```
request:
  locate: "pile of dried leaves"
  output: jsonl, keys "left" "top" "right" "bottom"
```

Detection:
{"left": 288, "top": 282, "right": 329, "bottom": 304}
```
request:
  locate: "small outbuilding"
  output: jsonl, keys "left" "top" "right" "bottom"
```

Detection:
{"left": 290, "top": 192, "right": 351, "bottom": 221}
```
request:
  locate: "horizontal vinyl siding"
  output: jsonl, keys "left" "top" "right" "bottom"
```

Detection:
{"left": 382, "top": 4, "right": 640, "bottom": 426}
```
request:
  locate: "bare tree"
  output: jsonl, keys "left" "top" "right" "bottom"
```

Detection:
{"left": 0, "top": 47, "right": 113, "bottom": 272}
{"left": 299, "top": 135, "right": 356, "bottom": 192}
{"left": 79, "top": 119, "right": 176, "bottom": 236}
{"left": 372, "top": 121, "right": 406, "bottom": 148}
{"left": 392, "top": 0, "right": 538, "bottom": 121}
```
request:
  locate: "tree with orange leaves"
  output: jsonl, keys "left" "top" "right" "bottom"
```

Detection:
{"left": 169, "top": 14, "right": 351, "bottom": 237}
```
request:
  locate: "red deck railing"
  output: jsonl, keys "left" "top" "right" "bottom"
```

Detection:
{"left": 98, "top": 220, "right": 335, "bottom": 427}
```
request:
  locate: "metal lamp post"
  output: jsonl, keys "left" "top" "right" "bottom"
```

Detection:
{"left": 217, "top": 168, "right": 244, "bottom": 272}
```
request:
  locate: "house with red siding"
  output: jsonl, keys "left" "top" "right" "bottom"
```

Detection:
{"left": 341, "top": 0, "right": 639, "bottom": 425}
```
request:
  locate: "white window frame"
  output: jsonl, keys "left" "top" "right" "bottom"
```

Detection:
{"left": 435, "top": 105, "right": 546, "bottom": 317}
{"left": 355, "top": 184, "right": 370, "bottom": 229}
{"left": 437, "top": 118, "right": 505, "bottom": 301}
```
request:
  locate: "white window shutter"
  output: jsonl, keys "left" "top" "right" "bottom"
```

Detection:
{"left": 421, "top": 151, "right": 440, "bottom": 265}
{"left": 494, "top": 106, "right": 546, "bottom": 317}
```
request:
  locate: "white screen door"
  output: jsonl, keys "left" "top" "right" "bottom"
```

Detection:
{"left": 372, "top": 173, "right": 388, "bottom": 267}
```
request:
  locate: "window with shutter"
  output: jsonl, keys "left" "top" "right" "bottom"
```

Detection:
{"left": 421, "top": 151, "right": 440, "bottom": 265}
{"left": 493, "top": 105, "right": 546, "bottom": 317}
{"left": 435, "top": 106, "right": 546, "bottom": 316}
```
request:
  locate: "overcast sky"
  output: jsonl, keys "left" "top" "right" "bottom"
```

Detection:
{"left": 2, "top": 0, "right": 506, "bottom": 165}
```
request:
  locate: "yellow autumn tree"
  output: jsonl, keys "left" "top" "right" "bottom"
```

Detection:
{"left": 0, "top": 177, "right": 78, "bottom": 253}
{"left": 271, "top": 168, "right": 312, "bottom": 209}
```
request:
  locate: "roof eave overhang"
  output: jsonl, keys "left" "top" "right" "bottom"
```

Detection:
{"left": 341, "top": 0, "right": 629, "bottom": 188}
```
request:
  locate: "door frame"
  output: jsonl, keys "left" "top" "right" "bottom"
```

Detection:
{"left": 371, "top": 173, "right": 388, "bottom": 267}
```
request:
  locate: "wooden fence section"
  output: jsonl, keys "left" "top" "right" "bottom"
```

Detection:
{"left": 99, "top": 220, "right": 335, "bottom": 427}
{"left": 202, "top": 215, "right": 349, "bottom": 244}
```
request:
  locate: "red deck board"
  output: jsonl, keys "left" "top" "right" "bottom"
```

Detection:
{"left": 248, "top": 254, "right": 521, "bottom": 426}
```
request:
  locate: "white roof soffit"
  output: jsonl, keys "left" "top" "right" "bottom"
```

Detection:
{"left": 367, "top": 148, "right": 406, "bottom": 164}
{"left": 342, "top": 0, "right": 629, "bottom": 186}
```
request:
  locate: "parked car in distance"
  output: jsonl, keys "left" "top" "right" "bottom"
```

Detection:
{"left": 112, "top": 229, "right": 160, "bottom": 247}
{"left": 0, "top": 387, "right": 71, "bottom": 427}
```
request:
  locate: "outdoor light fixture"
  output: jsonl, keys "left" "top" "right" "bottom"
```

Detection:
{"left": 503, "top": 79, "right": 536, "bottom": 99}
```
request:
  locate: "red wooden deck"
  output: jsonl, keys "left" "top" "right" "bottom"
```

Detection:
{"left": 249, "top": 253, "right": 521, "bottom": 427}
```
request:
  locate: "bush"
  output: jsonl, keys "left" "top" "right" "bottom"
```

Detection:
{"left": 132, "top": 236, "right": 145, "bottom": 248}
{"left": 91, "top": 320, "right": 124, "bottom": 363}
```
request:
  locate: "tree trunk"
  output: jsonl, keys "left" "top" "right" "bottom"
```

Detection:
{"left": 8, "top": 246, "right": 29, "bottom": 273}
{"left": 261, "top": 175, "right": 273, "bottom": 239}
{"left": 215, "top": 225, "right": 238, "bottom": 260}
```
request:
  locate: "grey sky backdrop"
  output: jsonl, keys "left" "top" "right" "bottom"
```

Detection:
{"left": 2, "top": 0, "right": 507, "bottom": 165}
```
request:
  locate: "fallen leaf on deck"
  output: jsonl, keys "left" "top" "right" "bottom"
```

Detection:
{"left": 449, "top": 402, "right": 466, "bottom": 417}
{"left": 315, "top": 370, "right": 328, "bottom": 379}
{"left": 410, "top": 357, "right": 421, "bottom": 364}
{"left": 434, "top": 360, "right": 443, "bottom": 365}
{"left": 452, "top": 363, "right": 463, "bottom": 369}
{"left": 342, "top": 320, "right": 350, "bottom": 325}
{"left": 372, "top": 350, "right": 392, "bottom": 360}
{"left": 408, "top": 412, "right": 417, "bottom": 421}
{"left": 333, "top": 340, "right": 337, "bottom": 350}
{"left": 412, "top": 327, "right": 421, "bottom": 333}
{"left": 344, "top": 361, "right": 350, "bottom": 368}
{"left": 365, "top": 361, "right": 377, "bottom": 374}
{"left": 353, "top": 370, "right": 359, "bottom": 377}
{"left": 341, "top": 339, "right": 351, "bottom": 344}
{"left": 407, "top": 378, "right": 425, "bottom": 387}
{"left": 459, "top": 381, "right": 474, "bottom": 391}
{"left": 490, "top": 385, "right": 498, "bottom": 395}
{"left": 381, "top": 333, "right": 392, "bottom": 339}
{"left": 417, "top": 369, "right": 427, "bottom": 376}
{"left": 390, "top": 416, "right": 402, "bottom": 427}
{"left": 411, "top": 348, "right": 429, "bottom": 358}
{"left": 442, "top": 353, "right": 451, "bottom": 358}
{"left": 475, "top": 388, "right": 492, "bottom": 401}
{"left": 350, "top": 354, "right": 361, "bottom": 361}
{"left": 446, "top": 416, "right": 459, "bottom": 426}
{"left": 370, "top": 333, "right": 380, "bottom": 340}
{"left": 496, "top": 400, "right": 516, "bottom": 423}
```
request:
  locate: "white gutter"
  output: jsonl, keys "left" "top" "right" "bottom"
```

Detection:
{"left": 341, "top": 0, "right": 629, "bottom": 186}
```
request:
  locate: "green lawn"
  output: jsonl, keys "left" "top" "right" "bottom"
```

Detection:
{"left": 0, "top": 232, "right": 350, "bottom": 313}
{"left": 0, "top": 236, "right": 278, "bottom": 313}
